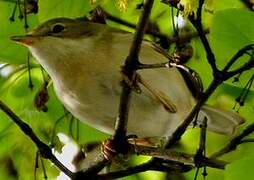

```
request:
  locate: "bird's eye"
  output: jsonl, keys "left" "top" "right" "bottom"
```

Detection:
{"left": 51, "top": 24, "right": 65, "bottom": 33}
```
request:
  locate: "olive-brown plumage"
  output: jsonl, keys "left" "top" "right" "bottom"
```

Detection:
{"left": 11, "top": 18, "right": 244, "bottom": 137}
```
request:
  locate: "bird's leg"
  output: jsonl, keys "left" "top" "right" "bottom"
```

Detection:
{"left": 101, "top": 139, "right": 117, "bottom": 161}
{"left": 101, "top": 134, "right": 138, "bottom": 160}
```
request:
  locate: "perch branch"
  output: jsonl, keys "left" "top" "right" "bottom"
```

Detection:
{"left": 97, "top": 141, "right": 226, "bottom": 179}
{"left": 98, "top": 159, "right": 192, "bottom": 179}
{"left": 127, "top": 143, "right": 227, "bottom": 169}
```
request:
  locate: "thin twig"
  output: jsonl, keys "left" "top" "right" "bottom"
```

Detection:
{"left": 225, "top": 57, "right": 254, "bottom": 78}
{"left": 189, "top": 0, "right": 218, "bottom": 75}
{"left": 165, "top": 78, "right": 221, "bottom": 148}
{"left": 240, "top": 139, "right": 254, "bottom": 144}
{"left": 223, "top": 44, "right": 254, "bottom": 72}
{"left": 0, "top": 100, "right": 75, "bottom": 178}
{"left": 98, "top": 159, "right": 192, "bottom": 179}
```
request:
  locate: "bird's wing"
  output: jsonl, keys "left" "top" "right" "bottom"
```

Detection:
{"left": 136, "top": 74, "right": 177, "bottom": 113}
{"left": 121, "top": 71, "right": 177, "bottom": 113}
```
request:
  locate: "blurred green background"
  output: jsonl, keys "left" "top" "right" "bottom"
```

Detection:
{"left": 0, "top": 0, "right": 254, "bottom": 179}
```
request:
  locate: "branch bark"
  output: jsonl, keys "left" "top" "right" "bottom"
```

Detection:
{"left": 0, "top": 100, "right": 75, "bottom": 178}
{"left": 127, "top": 142, "right": 227, "bottom": 169}
{"left": 98, "top": 159, "right": 192, "bottom": 179}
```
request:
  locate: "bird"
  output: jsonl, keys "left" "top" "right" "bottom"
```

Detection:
{"left": 11, "top": 17, "right": 244, "bottom": 138}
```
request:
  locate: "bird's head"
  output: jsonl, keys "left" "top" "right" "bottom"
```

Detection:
{"left": 10, "top": 17, "right": 98, "bottom": 47}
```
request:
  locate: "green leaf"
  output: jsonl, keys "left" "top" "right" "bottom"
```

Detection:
{"left": 38, "top": 0, "right": 92, "bottom": 22}
{"left": 211, "top": 9, "right": 254, "bottom": 67}
{"left": 225, "top": 157, "right": 254, "bottom": 180}
{"left": 210, "top": 9, "right": 254, "bottom": 89}
{"left": 213, "top": 0, "right": 244, "bottom": 10}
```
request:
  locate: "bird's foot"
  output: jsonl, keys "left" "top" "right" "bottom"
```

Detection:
{"left": 101, "top": 139, "right": 117, "bottom": 161}
{"left": 101, "top": 136, "right": 137, "bottom": 160}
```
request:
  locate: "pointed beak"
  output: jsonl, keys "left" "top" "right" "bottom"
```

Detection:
{"left": 10, "top": 35, "right": 38, "bottom": 46}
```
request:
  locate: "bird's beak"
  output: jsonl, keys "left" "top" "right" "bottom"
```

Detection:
{"left": 10, "top": 35, "right": 38, "bottom": 46}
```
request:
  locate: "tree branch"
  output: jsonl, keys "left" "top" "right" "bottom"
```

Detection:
{"left": 189, "top": 0, "right": 218, "bottom": 75}
{"left": 97, "top": 141, "right": 226, "bottom": 179}
{"left": 127, "top": 142, "right": 227, "bottom": 169}
{"left": 0, "top": 100, "right": 75, "bottom": 178}
{"left": 222, "top": 44, "right": 254, "bottom": 72}
{"left": 113, "top": 0, "right": 154, "bottom": 149}
{"left": 98, "top": 159, "right": 192, "bottom": 179}
{"left": 225, "top": 58, "right": 254, "bottom": 78}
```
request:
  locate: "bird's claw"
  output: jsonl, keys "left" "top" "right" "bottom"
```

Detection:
{"left": 101, "top": 139, "right": 117, "bottom": 161}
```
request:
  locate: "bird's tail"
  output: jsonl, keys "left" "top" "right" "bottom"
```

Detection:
{"left": 197, "top": 104, "right": 245, "bottom": 135}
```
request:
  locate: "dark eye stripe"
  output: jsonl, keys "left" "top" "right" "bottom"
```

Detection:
{"left": 52, "top": 24, "right": 65, "bottom": 33}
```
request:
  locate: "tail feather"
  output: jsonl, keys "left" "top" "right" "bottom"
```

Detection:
{"left": 198, "top": 105, "right": 245, "bottom": 135}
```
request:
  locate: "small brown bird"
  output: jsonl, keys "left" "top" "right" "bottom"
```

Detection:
{"left": 11, "top": 18, "right": 244, "bottom": 137}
